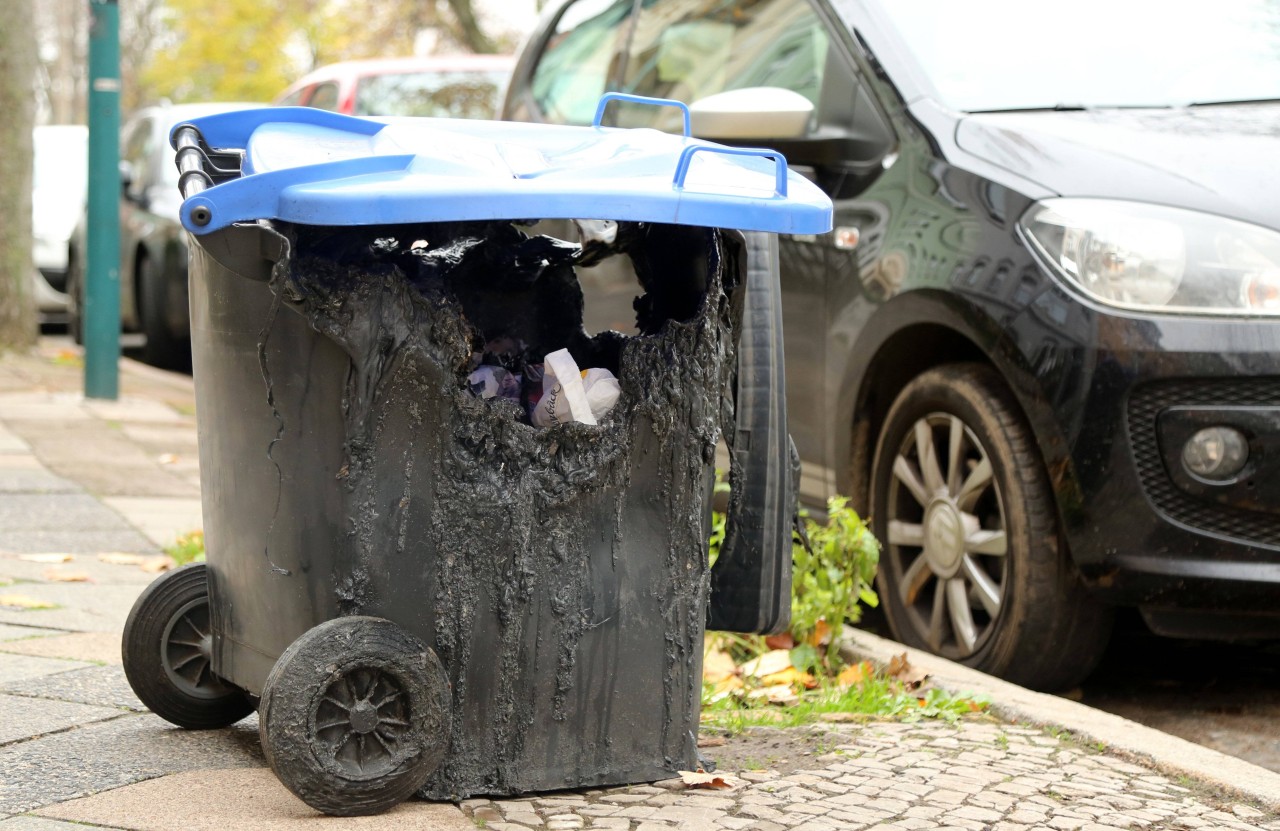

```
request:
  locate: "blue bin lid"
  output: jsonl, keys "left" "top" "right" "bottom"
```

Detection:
{"left": 173, "top": 100, "right": 832, "bottom": 236}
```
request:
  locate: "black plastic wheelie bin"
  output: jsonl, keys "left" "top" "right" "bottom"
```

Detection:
{"left": 121, "top": 96, "right": 832, "bottom": 816}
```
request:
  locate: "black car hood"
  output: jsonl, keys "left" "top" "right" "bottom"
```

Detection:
{"left": 955, "top": 104, "right": 1280, "bottom": 230}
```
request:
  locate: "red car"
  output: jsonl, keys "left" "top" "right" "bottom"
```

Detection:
{"left": 273, "top": 55, "right": 514, "bottom": 119}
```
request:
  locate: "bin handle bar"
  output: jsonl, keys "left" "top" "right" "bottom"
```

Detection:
{"left": 593, "top": 93, "right": 691, "bottom": 138}
{"left": 673, "top": 146, "right": 788, "bottom": 198}
{"left": 173, "top": 125, "right": 211, "bottom": 200}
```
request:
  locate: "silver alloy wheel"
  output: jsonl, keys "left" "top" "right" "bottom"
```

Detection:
{"left": 885, "top": 412, "right": 1009, "bottom": 657}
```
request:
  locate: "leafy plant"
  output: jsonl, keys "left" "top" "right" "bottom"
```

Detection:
{"left": 790, "top": 497, "right": 880, "bottom": 661}
{"left": 707, "top": 473, "right": 881, "bottom": 662}
{"left": 165, "top": 530, "right": 206, "bottom": 566}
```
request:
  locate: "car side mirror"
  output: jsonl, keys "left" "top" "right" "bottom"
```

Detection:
{"left": 689, "top": 87, "right": 814, "bottom": 140}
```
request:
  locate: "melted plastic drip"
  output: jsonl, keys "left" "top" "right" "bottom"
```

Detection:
{"left": 265, "top": 220, "right": 740, "bottom": 798}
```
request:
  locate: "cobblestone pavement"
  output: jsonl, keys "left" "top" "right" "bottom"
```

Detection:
{"left": 461, "top": 721, "right": 1280, "bottom": 831}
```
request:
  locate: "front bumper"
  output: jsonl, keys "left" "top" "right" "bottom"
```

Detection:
{"left": 31, "top": 268, "right": 69, "bottom": 316}
{"left": 1049, "top": 312, "right": 1280, "bottom": 619}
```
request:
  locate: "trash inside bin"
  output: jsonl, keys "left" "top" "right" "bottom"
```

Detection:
{"left": 120, "top": 97, "right": 832, "bottom": 816}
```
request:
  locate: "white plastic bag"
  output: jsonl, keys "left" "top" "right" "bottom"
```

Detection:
{"left": 581, "top": 367, "right": 621, "bottom": 421}
{"left": 532, "top": 349, "right": 596, "bottom": 427}
{"left": 530, "top": 350, "right": 622, "bottom": 427}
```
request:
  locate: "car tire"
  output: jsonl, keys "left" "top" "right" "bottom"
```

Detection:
{"left": 869, "top": 363, "right": 1112, "bottom": 691}
{"left": 121, "top": 563, "right": 255, "bottom": 729}
{"left": 138, "top": 253, "right": 190, "bottom": 370}
{"left": 258, "top": 616, "right": 452, "bottom": 816}
{"left": 66, "top": 254, "right": 83, "bottom": 346}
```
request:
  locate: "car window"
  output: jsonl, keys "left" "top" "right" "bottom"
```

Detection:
{"left": 355, "top": 71, "right": 507, "bottom": 118}
{"left": 122, "top": 117, "right": 155, "bottom": 198}
{"left": 529, "top": 0, "right": 636, "bottom": 125}
{"left": 616, "top": 0, "right": 828, "bottom": 132}
{"left": 277, "top": 88, "right": 306, "bottom": 107}
{"left": 307, "top": 82, "right": 341, "bottom": 111}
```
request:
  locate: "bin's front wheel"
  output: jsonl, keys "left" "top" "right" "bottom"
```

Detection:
{"left": 258, "top": 616, "right": 451, "bottom": 817}
{"left": 122, "top": 563, "right": 254, "bottom": 729}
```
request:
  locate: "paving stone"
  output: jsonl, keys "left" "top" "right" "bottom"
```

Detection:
{"left": 0, "top": 819, "right": 111, "bottom": 830}
{"left": 0, "top": 654, "right": 89, "bottom": 685}
{"left": 0, "top": 470, "right": 81, "bottom": 495}
{"left": 0, "top": 624, "right": 64, "bottom": 642}
{"left": 0, "top": 713, "right": 263, "bottom": 816}
{"left": 0, "top": 664, "right": 142, "bottom": 711}
{"left": 0, "top": 631, "right": 121, "bottom": 664}
{"left": 0, "top": 692, "right": 122, "bottom": 745}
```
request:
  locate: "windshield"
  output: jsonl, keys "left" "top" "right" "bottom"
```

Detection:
{"left": 354, "top": 70, "right": 508, "bottom": 118}
{"left": 877, "top": 0, "right": 1280, "bottom": 111}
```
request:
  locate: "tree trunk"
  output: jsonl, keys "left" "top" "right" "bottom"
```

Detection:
{"left": 0, "top": 0, "right": 39, "bottom": 351}
{"left": 444, "top": 0, "right": 497, "bottom": 53}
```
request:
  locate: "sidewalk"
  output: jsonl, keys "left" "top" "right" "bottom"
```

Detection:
{"left": 1, "top": 342, "right": 1278, "bottom": 831}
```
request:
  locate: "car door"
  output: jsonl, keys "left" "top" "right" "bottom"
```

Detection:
{"left": 609, "top": 0, "right": 897, "bottom": 505}
{"left": 119, "top": 114, "right": 158, "bottom": 328}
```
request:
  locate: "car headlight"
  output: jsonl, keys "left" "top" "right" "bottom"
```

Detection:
{"left": 1019, "top": 198, "right": 1280, "bottom": 315}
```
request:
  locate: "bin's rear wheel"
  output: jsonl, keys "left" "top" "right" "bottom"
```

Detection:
{"left": 258, "top": 616, "right": 451, "bottom": 816}
{"left": 122, "top": 563, "right": 254, "bottom": 729}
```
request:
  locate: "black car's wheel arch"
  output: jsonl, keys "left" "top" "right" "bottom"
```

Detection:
{"left": 836, "top": 294, "right": 1080, "bottom": 541}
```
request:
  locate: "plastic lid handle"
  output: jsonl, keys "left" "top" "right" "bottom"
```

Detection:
{"left": 593, "top": 93, "right": 691, "bottom": 138}
{"left": 673, "top": 146, "right": 788, "bottom": 198}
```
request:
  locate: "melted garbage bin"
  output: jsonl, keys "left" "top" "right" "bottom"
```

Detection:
{"left": 120, "top": 97, "right": 832, "bottom": 816}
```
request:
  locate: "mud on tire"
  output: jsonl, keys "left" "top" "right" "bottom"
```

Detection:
{"left": 258, "top": 616, "right": 451, "bottom": 816}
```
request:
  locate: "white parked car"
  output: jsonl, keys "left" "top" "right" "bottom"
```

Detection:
{"left": 32, "top": 124, "right": 88, "bottom": 322}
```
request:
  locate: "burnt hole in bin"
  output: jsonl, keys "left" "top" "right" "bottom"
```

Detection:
{"left": 263, "top": 218, "right": 742, "bottom": 798}
{"left": 283, "top": 219, "right": 721, "bottom": 428}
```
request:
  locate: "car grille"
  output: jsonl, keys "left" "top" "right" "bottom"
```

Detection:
{"left": 1127, "top": 378, "right": 1280, "bottom": 549}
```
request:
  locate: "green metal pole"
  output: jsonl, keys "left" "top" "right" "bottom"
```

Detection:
{"left": 85, "top": 0, "right": 120, "bottom": 400}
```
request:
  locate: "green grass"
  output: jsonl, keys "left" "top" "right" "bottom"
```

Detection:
{"left": 701, "top": 676, "right": 988, "bottom": 733}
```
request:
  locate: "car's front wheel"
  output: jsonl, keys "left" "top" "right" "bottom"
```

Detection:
{"left": 138, "top": 253, "right": 191, "bottom": 370}
{"left": 870, "top": 363, "right": 1112, "bottom": 691}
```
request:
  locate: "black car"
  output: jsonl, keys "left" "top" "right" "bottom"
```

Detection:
{"left": 503, "top": 0, "right": 1280, "bottom": 690}
{"left": 67, "top": 102, "right": 256, "bottom": 369}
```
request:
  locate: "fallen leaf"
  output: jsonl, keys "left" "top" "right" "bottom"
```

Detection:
{"left": 746, "top": 683, "right": 799, "bottom": 705}
{"left": 887, "top": 652, "right": 929, "bottom": 689}
{"left": 18, "top": 553, "right": 74, "bottom": 564}
{"left": 702, "top": 649, "right": 738, "bottom": 684}
{"left": 740, "top": 649, "right": 793, "bottom": 679}
{"left": 759, "top": 666, "right": 817, "bottom": 689}
{"left": 806, "top": 619, "right": 832, "bottom": 648}
{"left": 712, "top": 675, "right": 744, "bottom": 694}
{"left": 157, "top": 453, "right": 179, "bottom": 465}
{"left": 0, "top": 594, "right": 56, "bottom": 610}
{"left": 837, "top": 660, "right": 873, "bottom": 688}
{"left": 140, "top": 556, "right": 173, "bottom": 573}
{"left": 98, "top": 553, "right": 145, "bottom": 566}
{"left": 43, "top": 569, "right": 91, "bottom": 583}
{"left": 677, "top": 770, "right": 741, "bottom": 790}
{"left": 764, "top": 632, "right": 795, "bottom": 650}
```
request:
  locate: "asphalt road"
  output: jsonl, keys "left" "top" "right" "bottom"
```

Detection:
{"left": 1079, "top": 613, "right": 1280, "bottom": 775}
